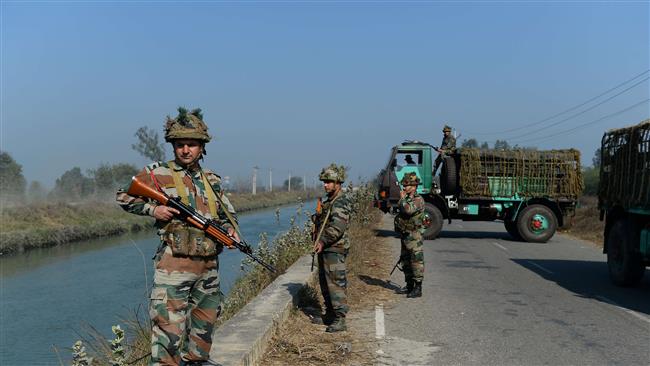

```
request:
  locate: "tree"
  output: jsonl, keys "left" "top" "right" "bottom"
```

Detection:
{"left": 0, "top": 151, "right": 27, "bottom": 203}
{"left": 592, "top": 148, "right": 601, "bottom": 168}
{"left": 461, "top": 138, "right": 479, "bottom": 148}
{"left": 51, "top": 167, "right": 94, "bottom": 200}
{"left": 494, "top": 140, "right": 511, "bottom": 150}
{"left": 27, "top": 180, "right": 47, "bottom": 203}
{"left": 132, "top": 126, "right": 166, "bottom": 161}
{"left": 480, "top": 142, "right": 490, "bottom": 149}
{"left": 582, "top": 167, "right": 599, "bottom": 195}
{"left": 283, "top": 176, "right": 303, "bottom": 190}
{"left": 89, "top": 163, "right": 139, "bottom": 197}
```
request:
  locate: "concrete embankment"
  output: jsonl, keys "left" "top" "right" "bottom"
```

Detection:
{"left": 210, "top": 254, "right": 315, "bottom": 365}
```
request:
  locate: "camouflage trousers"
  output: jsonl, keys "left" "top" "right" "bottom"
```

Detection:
{"left": 149, "top": 246, "right": 223, "bottom": 366}
{"left": 400, "top": 230, "right": 424, "bottom": 283}
{"left": 318, "top": 251, "right": 349, "bottom": 317}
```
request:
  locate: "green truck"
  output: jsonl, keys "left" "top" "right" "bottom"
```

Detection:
{"left": 374, "top": 141, "right": 583, "bottom": 242}
{"left": 599, "top": 119, "right": 650, "bottom": 286}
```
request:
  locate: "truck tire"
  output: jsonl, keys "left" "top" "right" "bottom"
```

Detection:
{"left": 516, "top": 204, "right": 557, "bottom": 243}
{"left": 440, "top": 156, "right": 457, "bottom": 195}
{"left": 607, "top": 218, "right": 645, "bottom": 287}
{"left": 423, "top": 203, "right": 443, "bottom": 240}
{"left": 504, "top": 220, "right": 522, "bottom": 241}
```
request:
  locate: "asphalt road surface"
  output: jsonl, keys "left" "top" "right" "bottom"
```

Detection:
{"left": 375, "top": 215, "right": 650, "bottom": 366}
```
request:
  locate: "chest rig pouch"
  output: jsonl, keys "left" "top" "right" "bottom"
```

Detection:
{"left": 161, "top": 161, "right": 221, "bottom": 257}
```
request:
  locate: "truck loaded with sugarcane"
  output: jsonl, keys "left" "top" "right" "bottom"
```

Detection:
{"left": 374, "top": 141, "right": 584, "bottom": 243}
{"left": 599, "top": 119, "right": 650, "bottom": 286}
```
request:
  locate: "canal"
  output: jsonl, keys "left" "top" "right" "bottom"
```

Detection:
{"left": 0, "top": 200, "right": 316, "bottom": 365}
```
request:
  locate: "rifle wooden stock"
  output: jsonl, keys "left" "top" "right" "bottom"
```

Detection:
{"left": 127, "top": 176, "right": 275, "bottom": 272}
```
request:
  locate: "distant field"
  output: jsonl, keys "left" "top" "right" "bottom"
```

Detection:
{"left": 0, "top": 189, "right": 319, "bottom": 256}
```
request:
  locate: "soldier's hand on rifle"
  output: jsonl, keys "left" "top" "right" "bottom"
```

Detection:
{"left": 400, "top": 189, "right": 407, "bottom": 199}
{"left": 313, "top": 240, "right": 324, "bottom": 254}
{"left": 153, "top": 206, "right": 180, "bottom": 221}
{"left": 226, "top": 227, "right": 240, "bottom": 244}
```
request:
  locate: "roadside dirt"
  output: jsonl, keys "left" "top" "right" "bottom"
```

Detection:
{"left": 260, "top": 213, "right": 401, "bottom": 365}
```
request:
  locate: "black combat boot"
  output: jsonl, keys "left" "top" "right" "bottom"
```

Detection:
{"left": 396, "top": 281, "right": 414, "bottom": 295}
{"left": 325, "top": 315, "right": 347, "bottom": 333}
{"left": 310, "top": 309, "right": 335, "bottom": 325}
{"left": 407, "top": 281, "right": 422, "bottom": 298}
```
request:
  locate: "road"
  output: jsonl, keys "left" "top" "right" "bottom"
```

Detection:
{"left": 372, "top": 215, "right": 650, "bottom": 365}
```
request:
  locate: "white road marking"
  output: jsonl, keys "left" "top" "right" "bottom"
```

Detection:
{"left": 492, "top": 242, "right": 508, "bottom": 251}
{"left": 375, "top": 304, "right": 386, "bottom": 339}
{"left": 596, "top": 296, "right": 650, "bottom": 324}
{"left": 526, "top": 261, "right": 554, "bottom": 275}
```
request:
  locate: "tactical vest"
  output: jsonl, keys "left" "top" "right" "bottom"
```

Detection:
{"left": 159, "top": 161, "right": 222, "bottom": 257}
{"left": 394, "top": 196, "right": 426, "bottom": 232}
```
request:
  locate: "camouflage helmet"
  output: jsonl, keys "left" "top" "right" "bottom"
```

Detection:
{"left": 319, "top": 163, "right": 346, "bottom": 183}
{"left": 164, "top": 107, "right": 211, "bottom": 143}
{"left": 442, "top": 125, "right": 452, "bottom": 132}
{"left": 400, "top": 172, "right": 420, "bottom": 186}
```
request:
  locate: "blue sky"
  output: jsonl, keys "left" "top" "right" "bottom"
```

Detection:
{"left": 2, "top": 1, "right": 648, "bottom": 189}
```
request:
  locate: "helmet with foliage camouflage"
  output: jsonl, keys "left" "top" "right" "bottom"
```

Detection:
{"left": 164, "top": 107, "right": 211, "bottom": 143}
{"left": 442, "top": 125, "right": 452, "bottom": 132}
{"left": 400, "top": 172, "right": 420, "bottom": 186}
{"left": 319, "top": 163, "right": 346, "bottom": 183}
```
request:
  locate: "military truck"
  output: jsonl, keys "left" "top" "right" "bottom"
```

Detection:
{"left": 599, "top": 119, "right": 650, "bottom": 286}
{"left": 375, "top": 141, "right": 583, "bottom": 242}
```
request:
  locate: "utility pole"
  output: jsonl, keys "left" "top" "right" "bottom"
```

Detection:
{"left": 269, "top": 168, "right": 273, "bottom": 192}
{"left": 288, "top": 172, "right": 292, "bottom": 192}
{"left": 303, "top": 174, "right": 306, "bottom": 191}
{"left": 252, "top": 166, "right": 258, "bottom": 195}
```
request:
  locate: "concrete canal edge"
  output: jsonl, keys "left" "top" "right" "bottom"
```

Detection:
{"left": 209, "top": 254, "right": 316, "bottom": 366}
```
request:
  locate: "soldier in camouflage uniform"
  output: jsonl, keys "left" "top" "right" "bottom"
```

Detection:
{"left": 312, "top": 163, "right": 352, "bottom": 332}
{"left": 394, "top": 172, "right": 426, "bottom": 298}
{"left": 433, "top": 124, "right": 457, "bottom": 175}
{"left": 117, "top": 107, "right": 238, "bottom": 366}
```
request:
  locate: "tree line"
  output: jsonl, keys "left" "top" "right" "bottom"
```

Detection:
{"left": 0, "top": 151, "right": 139, "bottom": 205}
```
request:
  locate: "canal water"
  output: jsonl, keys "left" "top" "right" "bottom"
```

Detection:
{"left": 0, "top": 200, "right": 316, "bottom": 365}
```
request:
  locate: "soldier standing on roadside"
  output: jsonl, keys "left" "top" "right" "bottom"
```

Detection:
{"left": 394, "top": 172, "right": 426, "bottom": 298}
{"left": 312, "top": 163, "right": 352, "bottom": 332}
{"left": 117, "top": 107, "right": 239, "bottom": 366}
{"left": 433, "top": 124, "right": 456, "bottom": 175}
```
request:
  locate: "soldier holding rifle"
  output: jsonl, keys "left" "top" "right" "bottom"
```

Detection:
{"left": 311, "top": 164, "right": 352, "bottom": 332}
{"left": 117, "top": 107, "right": 239, "bottom": 366}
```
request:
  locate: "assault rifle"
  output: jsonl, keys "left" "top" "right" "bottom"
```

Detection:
{"left": 127, "top": 176, "right": 276, "bottom": 273}
{"left": 389, "top": 255, "right": 407, "bottom": 276}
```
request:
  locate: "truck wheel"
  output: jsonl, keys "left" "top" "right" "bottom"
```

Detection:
{"left": 516, "top": 204, "right": 557, "bottom": 243}
{"left": 423, "top": 203, "right": 443, "bottom": 240}
{"left": 607, "top": 218, "right": 645, "bottom": 287}
{"left": 504, "top": 220, "right": 522, "bottom": 241}
{"left": 441, "top": 156, "right": 457, "bottom": 195}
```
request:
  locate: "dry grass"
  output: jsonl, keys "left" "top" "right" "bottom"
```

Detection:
{"left": 559, "top": 195, "right": 604, "bottom": 248}
{"left": 261, "top": 208, "right": 397, "bottom": 366}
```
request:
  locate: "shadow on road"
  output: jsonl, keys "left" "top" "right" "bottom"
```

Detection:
{"left": 439, "top": 230, "right": 518, "bottom": 242}
{"left": 374, "top": 229, "right": 400, "bottom": 238}
{"left": 357, "top": 274, "right": 402, "bottom": 292}
{"left": 513, "top": 259, "right": 650, "bottom": 316}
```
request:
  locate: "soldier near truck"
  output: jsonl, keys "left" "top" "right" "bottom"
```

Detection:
{"left": 433, "top": 124, "right": 457, "bottom": 175}
{"left": 394, "top": 172, "right": 427, "bottom": 298}
{"left": 117, "top": 107, "right": 240, "bottom": 365}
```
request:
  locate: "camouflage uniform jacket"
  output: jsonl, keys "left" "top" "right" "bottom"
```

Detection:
{"left": 116, "top": 160, "right": 237, "bottom": 243}
{"left": 440, "top": 135, "right": 457, "bottom": 154}
{"left": 314, "top": 189, "right": 352, "bottom": 253}
{"left": 395, "top": 193, "right": 426, "bottom": 232}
